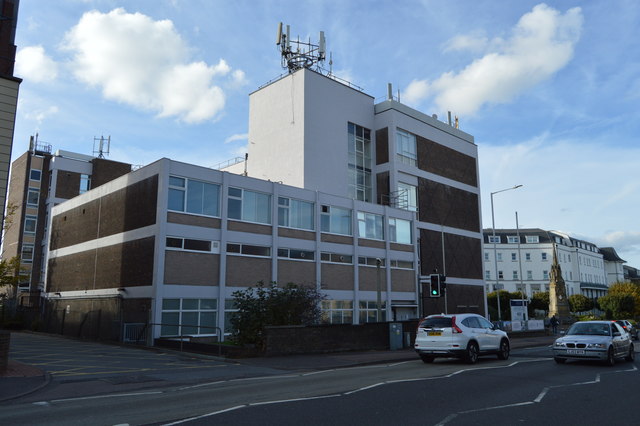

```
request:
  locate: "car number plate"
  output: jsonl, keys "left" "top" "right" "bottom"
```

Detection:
{"left": 566, "top": 349, "right": 585, "bottom": 355}
{"left": 427, "top": 331, "right": 442, "bottom": 336}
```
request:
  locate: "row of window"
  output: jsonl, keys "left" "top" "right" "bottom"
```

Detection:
{"left": 168, "top": 176, "right": 413, "bottom": 243}
{"left": 488, "top": 235, "right": 540, "bottom": 244}
{"left": 160, "top": 298, "right": 389, "bottom": 336}
{"left": 486, "top": 251, "right": 605, "bottom": 270}
{"left": 166, "top": 238, "right": 414, "bottom": 269}
{"left": 487, "top": 270, "right": 550, "bottom": 281}
{"left": 485, "top": 252, "right": 554, "bottom": 262}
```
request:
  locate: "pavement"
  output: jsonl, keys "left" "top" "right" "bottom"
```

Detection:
{"left": 0, "top": 331, "right": 558, "bottom": 403}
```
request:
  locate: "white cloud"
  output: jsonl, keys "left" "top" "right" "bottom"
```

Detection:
{"left": 403, "top": 4, "right": 583, "bottom": 115}
{"left": 24, "top": 105, "right": 59, "bottom": 124}
{"left": 15, "top": 45, "right": 59, "bottom": 82}
{"left": 63, "top": 8, "right": 243, "bottom": 123}
{"left": 443, "top": 33, "right": 490, "bottom": 54}
{"left": 224, "top": 133, "right": 248, "bottom": 144}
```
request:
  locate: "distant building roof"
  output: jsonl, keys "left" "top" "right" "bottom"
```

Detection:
{"left": 599, "top": 247, "right": 626, "bottom": 263}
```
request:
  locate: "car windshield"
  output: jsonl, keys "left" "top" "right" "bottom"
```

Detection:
{"left": 566, "top": 323, "right": 611, "bottom": 336}
{"left": 420, "top": 317, "right": 452, "bottom": 328}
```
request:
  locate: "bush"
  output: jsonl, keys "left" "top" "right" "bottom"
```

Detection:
{"left": 598, "top": 293, "right": 635, "bottom": 319}
{"left": 568, "top": 294, "right": 593, "bottom": 313}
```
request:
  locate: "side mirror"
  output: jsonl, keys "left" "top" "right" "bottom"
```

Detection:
{"left": 613, "top": 332, "right": 621, "bottom": 337}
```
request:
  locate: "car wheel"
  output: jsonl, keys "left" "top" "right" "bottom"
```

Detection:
{"left": 497, "top": 339, "right": 510, "bottom": 360}
{"left": 605, "top": 347, "right": 616, "bottom": 366}
{"left": 465, "top": 341, "right": 479, "bottom": 364}
{"left": 420, "top": 354, "right": 435, "bottom": 364}
{"left": 625, "top": 345, "right": 635, "bottom": 362}
{"left": 554, "top": 357, "right": 566, "bottom": 364}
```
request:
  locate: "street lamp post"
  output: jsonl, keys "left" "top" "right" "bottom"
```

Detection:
{"left": 376, "top": 258, "right": 382, "bottom": 322}
{"left": 490, "top": 184, "right": 523, "bottom": 321}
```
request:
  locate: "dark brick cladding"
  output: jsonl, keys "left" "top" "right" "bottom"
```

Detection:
{"left": 421, "top": 283, "right": 485, "bottom": 317}
{"left": 50, "top": 175, "right": 158, "bottom": 250}
{"left": 375, "top": 127, "right": 389, "bottom": 164}
{"left": 419, "top": 228, "right": 482, "bottom": 280}
{"left": 47, "top": 236, "right": 155, "bottom": 291}
{"left": 90, "top": 158, "right": 132, "bottom": 189}
{"left": 418, "top": 178, "right": 480, "bottom": 233}
{"left": 376, "top": 171, "right": 389, "bottom": 205}
{"left": 55, "top": 170, "right": 82, "bottom": 199}
{"left": 416, "top": 135, "right": 477, "bottom": 187}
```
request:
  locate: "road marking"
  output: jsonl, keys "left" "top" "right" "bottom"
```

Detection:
{"left": 249, "top": 394, "right": 341, "bottom": 406}
{"left": 162, "top": 405, "right": 246, "bottom": 425}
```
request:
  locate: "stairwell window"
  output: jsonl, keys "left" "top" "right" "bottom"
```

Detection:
{"left": 347, "top": 123, "right": 372, "bottom": 202}
{"left": 396, "top": 129, "right": 417, "bottom": 166}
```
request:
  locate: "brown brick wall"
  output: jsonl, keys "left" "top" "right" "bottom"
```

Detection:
{"left": 418, "top": 178, "right": 480, "bottom": 232}
{"left": 47, "top": 236, "right": 155, "bottom": 292}
{"left": 419, "top": 228, "right": 482, "bottom": 279}
{"left": 51, "top": 175, "right": 158, "bottom": 250}
{"left": 277, "top": 259, "right": 316, "bottom": 286}
{"left": 416, "top": 135, "right": 477, "bottom": 187}
{"left": 358, "top": 266, "right": 387, "bottom": 291}
{"left": 167, "top": 212, "right": 220, "bottom": 228}
{"left": 391, "top": 269, "right": 415, "bottom": 292}
{"left": 164, "top": 250, "right": 219, "bottom": 286}
{"left": 375, "top": 127, "right": 389, "bottom": 164}
{"left": 278, "top": 227, "right": 315, "bottom": 240}
{"left": 421, "top": 283, "right": 485, "bottom": 317}
{"left": 321, "top": 234, "right": 353, "bottom": 244}
{"left": 321, "top": 263, "right": 354, "bottom": 290}
{"left": 225, "top": 256, "right": 272, "bottom": 286}
{"left": 358, "top": 238, "right": 385, "bottom": 249}
{"left": 90, "top": 158, "right": 131, "bottom": 189}
{"left": 55, "top": 170, "right": 81, "bottom": 199}
{"left": 3, "top": 151, "right": 28, "bottom": 259}
{"left": 227, "top": 220, "right": 271, "bottom": 235}
{"left": 376, "top": 171, "right": 390, "bottom": 205}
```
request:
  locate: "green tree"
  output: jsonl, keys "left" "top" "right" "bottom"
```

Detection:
{"left": 486, "top": 290, "right": 525, "bottom": 321}
{"left": 230, "top": 281, "right": 325, "bottom": 346}
{"left": 528, "top": 291, "right": 550, "bottom": 317}
{"left": 568, "top": 294, "right": 594, "bottom": 313}
{"left": 597, "top": 293, "right": 635, "bottom": 319}
{"left": 606, "top": 281, "right": 640, "bottom": 317}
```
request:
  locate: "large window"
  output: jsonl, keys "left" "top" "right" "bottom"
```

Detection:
{"left": 320, "top": 205, "right": 351, "bottom": 235}
{"left": 347, "top": 122, "right": 372, "bottom": 202}
{"left": 359, "top": 301, "right": 386, "bottom": 323}
{"left": 228, "top": 187, "right": 271, "bottom": 224}
{"left": 278, "top": 197, "right": 314, "bottom": 230}
{"left": 396, "top": 129, "right": 417, "bottom": 166}
{"left": 357, "top": 212, "right": 383, "bottom": 240}
{"left": 389, "top": 218, "right": 411, "bottom": 244}
{"left": 27, "top": 188, "right": 39, "bottom": 206}
{"left": 160, "top": 298, "right": 217, "bottom": 337}
{"left": 24, "top": 215, "right": 37, "bottom": 234}
{"left": 321, "top": 300, "right": 353, "bottom": 324}
{"left": 168, "top": 176, "right": 220, "bottom": 217}
{"left": 397, "top": 182, "right": 417, "bottom": 211}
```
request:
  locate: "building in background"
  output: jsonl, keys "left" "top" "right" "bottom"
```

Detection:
{"left": 0, "top": 0, "right": 21, "bottom": 241}
{"left": 226, "top": 67, "right": 484, "bottom": 317}
{"left": 483, "top": 228, "right": 612, "bottom": 302}
{"left": 1, "top": 137, "right": 131, "bottom": 305}
{"left": 599, "top": 247, "right": 625, "bottom": 284}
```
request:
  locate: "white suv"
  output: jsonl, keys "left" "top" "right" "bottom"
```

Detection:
{"left": 414, "top": 313, "right": 510, "bottom": 364}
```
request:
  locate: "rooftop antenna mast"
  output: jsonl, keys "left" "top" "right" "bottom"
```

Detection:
{"left": 276, "top": 22, "right": 326, "bottom": 73}
{"left": 93, "top": 135, "right": 111, "bottom": 159}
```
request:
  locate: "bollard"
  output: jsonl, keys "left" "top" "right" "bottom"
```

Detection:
{"left": 0, "top": 330, "right": 10, "bottom": 374}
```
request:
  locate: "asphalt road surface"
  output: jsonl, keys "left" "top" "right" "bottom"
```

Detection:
{"left": 1, "top": 344, "right": 637, "bottom": 425}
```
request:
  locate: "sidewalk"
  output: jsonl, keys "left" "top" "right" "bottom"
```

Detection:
{"left": 0, "top": 333, "right": 556, "bottom": 403}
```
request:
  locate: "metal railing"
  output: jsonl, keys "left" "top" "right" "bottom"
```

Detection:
{"left": 147, "top": 323, "right": 224, "bottom": 357}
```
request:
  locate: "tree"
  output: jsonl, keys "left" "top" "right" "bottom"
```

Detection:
{"left": 597, "top": 293, "right": 635, "bottom": 319}
{"left": 0, "top": 202, "right": 27, "bottom": 299}
{"left": 568, "top": 294, "right": 593, "bottom": 313}
{"left": 605, "top": 281, "right": 640, "bottom": 317}
{"left": 486, "top": 291, "right": 526, "bottom": 321}
{"left": 230, "top": 281, "right": 325, "bottom": 346}
{"left": 528, "top": 291, "right": 550, "bottom": 317}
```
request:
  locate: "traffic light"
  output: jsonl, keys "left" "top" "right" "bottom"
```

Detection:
{"left": 429, "top": 274, "right": 441, "bottom": 297}
{"left": 439, "top": 274, "right": 446, "bottom": 295}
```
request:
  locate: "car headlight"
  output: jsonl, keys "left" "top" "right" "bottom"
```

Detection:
{"left": 586, "top": 343, "right": 606, "bottom": 349}
{"left": 554, "top": 341, "right": 566, "bottom": 347}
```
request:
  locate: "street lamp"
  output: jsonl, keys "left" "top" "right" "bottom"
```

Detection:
{"left": 376, "top": 258, "right": 383, "bottom": 322}
{"left": 490, "top": 184, "right": 523, "bottom": 321}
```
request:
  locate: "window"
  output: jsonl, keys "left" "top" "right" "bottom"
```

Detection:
{"left": 507, "top": 236, "right": 519, "bottom": 244}
{"left": 224, "top": 299, "right": 238, "bottom": 334}
{"left": 321, "top": 300, "right": 353, "bottom": 324}
{"left": 30, "top": 169, "right": 41, "bottom": 181}
{"left": 79, "top": 174, "right": 91, "bottom": 194}
{"left": 357, "top": 212, "right": 383, "bottom": 240}
{"left": 27, "top": 188, "right": 39, "bottom": 206}
{"left": 359, "top": 300, "right": 386, "bottom": 323}
{"left": 390, "top": 260, "right": 413, "bottom": 269}
{"left": 511, "top": 253, "right": 517, "bottom": 261}
{"left": 21, "top": 244, "right": 34, "bottom": 263}
{"left": 527, "top": 270, "right": 533, "bottom": 280}
{"left": 498, "top": 270, "right": 504, "bottom": 279}
{"left": 160, "top": 298, "right": 217, "bottom": 337}
{"left": 525, "top": 253, "right": 531, "bottom": 261}
{"left": 168, "top": 176, "right": 221, "bottom": 217}
{"left": 227, "top": 243, "right": 271, "bottom": 257}
{"left": 347, "top": 123, "right": 372, "bottom": 202}
{"left": 497, "top": 253, "right": 503, "bottom": 261}
{"left": 278, "top": 197, "right": 314, "bottom": 230}
{"left": 488, "top": 236, "right": 500, "bottom": 243}
{"left": 228, "top": 187, "right": 271, "bottom": 224}
{"left": 526, "top": 235, "right": 539, "bottom": 243}
{"left": 320, "top": 252, "right": 353, "bottom": 264}
{"left": 484, "top": 252, "right": 489, "bottom": 261}
{"left": 396, "top": 129, "right": 417, "bottom": 166}
{"left": 277, "top": 248, "right": 315, "bottom": 261}
{"left": 320, "top": 205, "right": 352, "bottom": 235}
{"left": 512, "top": 271, "right": 518, "bottom": 280}
{"left": 24, "top": 215, "right": 37, "bottom": 234}
{"left": 358, "top": 257, "right": 385, "bottom": 267}
{"left": 166, "top": 237, "right": 218, "bottom": 253}
{"left": 397, "top": 182, "right": 417, "bottom": 211}
{"left": 485, "top": 270, "right": 491, "bottom": 280}
{"left": 541, "top": 253, "right": 548, "bottom": 261}
{"left": 389, "top": 218, "right": 411, "bottom": 244}
{"left": 543, "top": 270, "right": 549, "bottom": 280}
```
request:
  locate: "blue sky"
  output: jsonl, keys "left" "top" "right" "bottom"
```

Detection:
{"left": 13, "top": 0, "right": 640, "bottom": 269}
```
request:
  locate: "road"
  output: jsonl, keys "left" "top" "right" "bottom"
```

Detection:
{"left": 1, "top": 344, "right": 637, "bottom": 425}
